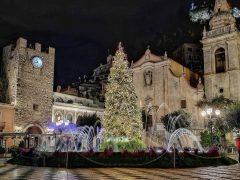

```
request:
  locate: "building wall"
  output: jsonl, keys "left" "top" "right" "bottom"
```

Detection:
{"left": 2, "top": 45, "right": 18, "bottom": 105}
{"left": 132, "top": 55, "right": 204, "bottom": 132}
{"left": 2, "top": 38, "right": 55, "bottom": 131}
{"left": 0, "top": 103, "right": 15, "bottom": 147}
{"left": 173, "top": 43, "right": 203, "bottom": 72}
{"left": 52, "top": 92, "right": 104, "bottom": 124}
{"left": 52, "top": 103, "right": 104, "bottom": 124}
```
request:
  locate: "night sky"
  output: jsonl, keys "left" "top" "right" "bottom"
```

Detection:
{"left": 0, "top": 0, "right": 239, "bottom": 86}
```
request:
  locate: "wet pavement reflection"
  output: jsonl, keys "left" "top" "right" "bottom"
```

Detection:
{"left": 0, "top": 164, "right": 239, "bottom": 179}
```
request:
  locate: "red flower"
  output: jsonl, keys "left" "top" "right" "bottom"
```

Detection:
{"left": 207, "top": 146, "right": 220, "bottom": 157}
{"left": 99, "top": 148, "right": 113, "bottom": 159}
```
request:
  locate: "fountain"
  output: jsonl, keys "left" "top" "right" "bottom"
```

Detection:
{"left": 19, "top": 102, "right": 204, "bottom": 155}
{"left": 166, "top": 128, "right": 204, "bottom": 152}
{"left": 145, "top": 102, "right": 202, "bottom": 151}
{"left": 5, "top": 110, "right": 237, "bottom": 168}
{"left": 163, "top": 112, "right": 202, "bottom": 151}
{"left": 37, "top": 120, "right": 104, "bottom": 152}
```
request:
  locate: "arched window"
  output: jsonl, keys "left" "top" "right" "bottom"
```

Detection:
{"left": 55, "top": 112, "right": 62, "bottom": 122}
{"left": 66, "top": 114, "right": 73, "bottom": 123}
{"left": 26, "top": 126, "right": 42, "bottom": 134}
{"left": 215, "top": 48, "right": 226, "bottom": 73}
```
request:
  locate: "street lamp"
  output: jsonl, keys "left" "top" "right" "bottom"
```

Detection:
{"left": 201, "top": 108, "right": 221, "bottom": 145}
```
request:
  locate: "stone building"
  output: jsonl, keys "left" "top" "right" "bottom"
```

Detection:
{"left": 68, "top": 54, "right": 114, "bottom": 102}
{"left": 92, "top": 54, "right": 113, "bottom": 83}
{"left": 2, "top": 37, "right": 55, "bottom": 134}
{"left": 132, "top": 48, "right": 204, "bottom": 136}
{"left": 52, "top": 92, "right": 104, "bottom": 124}
{"left": 173, "top": 43, "right": 203, "bottom": 73}
{"left": 202, "top": 0, "right": 240, "bottom": 101}
{"left": 82, "top": 54, "right": 114, "bottom": 101}
{"left": 0, "top": 103, "right": 14, "bottom": 147}
{"left": 56, "top": 85, "right": 79, "bottom": 97}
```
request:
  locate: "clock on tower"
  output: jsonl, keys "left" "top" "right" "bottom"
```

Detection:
{"left": 31, "top": 56, "right": 43, "bottom": 68}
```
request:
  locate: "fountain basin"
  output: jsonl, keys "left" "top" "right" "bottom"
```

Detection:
{"left": 7, "top": 149, "right": 237, "bottom": 168}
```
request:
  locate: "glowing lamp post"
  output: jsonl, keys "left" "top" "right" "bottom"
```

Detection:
{"left": 201, "top": 108, "right": 221, "bottom": 145}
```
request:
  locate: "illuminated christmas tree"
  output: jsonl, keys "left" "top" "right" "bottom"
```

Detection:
{"left": 103, "top": 42, "right": 143, "bottom": 141}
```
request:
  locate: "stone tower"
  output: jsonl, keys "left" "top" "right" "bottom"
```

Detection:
{"left": 2, "top": 38, "right": 55, "bottom": 132}
{"left": 202, "top": 0, "right": 240, "bottom": 100}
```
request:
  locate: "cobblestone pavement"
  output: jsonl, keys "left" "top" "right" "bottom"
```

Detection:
{"left": 0, "top": 164, "right": 239, "bottom": 179}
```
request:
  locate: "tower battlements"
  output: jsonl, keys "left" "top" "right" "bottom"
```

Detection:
{"left": 14, "top": 37, "right": 55, "bottom": 55}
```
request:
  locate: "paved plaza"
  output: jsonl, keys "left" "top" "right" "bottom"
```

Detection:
{"left": 0, "top": 164, "right": 239, "bottom": 180}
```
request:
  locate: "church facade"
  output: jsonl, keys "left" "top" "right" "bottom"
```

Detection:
{"left": 132, "top": 49, "right": 204, "bottom": 135}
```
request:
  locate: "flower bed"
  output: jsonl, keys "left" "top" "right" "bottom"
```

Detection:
{"left": 7, "top": 148, "right": 237, "bottom": 168}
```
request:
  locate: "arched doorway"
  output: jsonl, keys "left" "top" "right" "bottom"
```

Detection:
{"left": 142, "top": 109, "right": 153, "bottom": 132}
{"left": 26, "top": 126, "right": 42, "bottom": 134}
{"left": 26, "top": 126, "right": 43, "bottom": 148}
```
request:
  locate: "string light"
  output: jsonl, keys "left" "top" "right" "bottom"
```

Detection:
{"left": 103, "top": 42, "right": 143, "bottom": 140}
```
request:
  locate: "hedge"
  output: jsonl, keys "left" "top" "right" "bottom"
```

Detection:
{"left": 7, "top": 150, "right": 237, "bottom": 168}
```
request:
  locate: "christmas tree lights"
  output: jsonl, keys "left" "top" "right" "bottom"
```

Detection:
{"left": 103, "top": 42, "right": 143, "bottom": 141}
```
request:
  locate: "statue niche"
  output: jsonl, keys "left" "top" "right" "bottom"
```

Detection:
{"left": 144, "top": 70, "right": 153, "bottom": 86}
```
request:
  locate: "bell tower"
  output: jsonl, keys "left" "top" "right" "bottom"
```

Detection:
{"left": 202, "top": 0, "right": 240, "bottom": 100}
{"left": 213, "top": 0, "right": 231, "bottom": 13}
